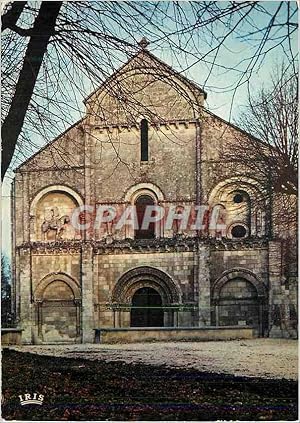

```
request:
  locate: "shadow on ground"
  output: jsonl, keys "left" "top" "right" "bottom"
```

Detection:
{"left": 2, "top": 349, "right": 298, "bottom": 421}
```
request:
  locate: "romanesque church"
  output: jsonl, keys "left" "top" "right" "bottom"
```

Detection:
{"left": 12, "top": 40, "right": 297, "bottom": 344}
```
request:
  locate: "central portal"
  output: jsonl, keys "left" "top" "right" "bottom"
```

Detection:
{"left": 130, "top": 287, "right": 164, "bottom": 327}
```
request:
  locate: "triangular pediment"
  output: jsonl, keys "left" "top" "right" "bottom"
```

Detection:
{"left": 84, "top": 49, "right": 206, "bottom": 125}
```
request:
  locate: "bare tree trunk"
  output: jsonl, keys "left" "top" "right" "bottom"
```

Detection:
{"left": 1, "top": 1, "right": 62, "bottom": 180}
{"left": 1, "top": 2, "right": 27, "bottom": 32}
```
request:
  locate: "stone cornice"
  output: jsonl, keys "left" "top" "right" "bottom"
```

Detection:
{"left": 17, "top": 166, "right": 85, "bottom": 174}
{"left": 17, "top": 236, "right": 268, "bottom": 255}
{"left": 91, "top": 119, "right": 197, "bottom": 132}
{"left": 211, "top": 238, "right": 268, "bottom": 251}
{"left": 18, "top": 241, "right": 82, "bottom": 254}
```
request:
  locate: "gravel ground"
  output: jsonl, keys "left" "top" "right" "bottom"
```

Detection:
{"left": 9, "top": 338, "right": 298, "bottom": 380}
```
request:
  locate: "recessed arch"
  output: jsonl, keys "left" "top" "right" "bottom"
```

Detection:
{"left": 34, "top": 272, "right": 81, "bottom": 301}
{"left": 124, "top": 182, "right": 164, "bottom": 203}
{"left": 207, "top": 176, "right": 265, "bottom": 206}
{"left": 211, "top": 269, "right": 267, "bottom": 336}
{"left": 112, "top": 266, "right": 182, "bottom": 304}
{"left": 30, "top": 185, "right": 84, "bottom": 217}
{"left": 30, "top": 185, "right": 84, "bottom": 242}
{"left": 34, "top": 272, "right": 81, "bottom": 343}
{"left": 123, "top": 183, "right": 165, "bottom": 238}
{"left": 207, "top": 177, "right": 267, "bottom": 238}
{"left": 212, "top": 268, "right": 267, "bottom": 300}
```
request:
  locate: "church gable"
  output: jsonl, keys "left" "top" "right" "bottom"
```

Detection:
{"left": 16, "top": 120, "right": 85, "bottom": 172}
{"left": 85, "top": 49, "right": 206, "bottom": 125}
{"left": 16, "top": 48, "right": 207, "bottom": 173}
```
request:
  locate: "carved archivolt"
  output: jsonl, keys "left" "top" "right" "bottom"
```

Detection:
{"left": 207, "top": 177, "right": 267, "bottom": 238}
{"left": 211, "top": 268, "right": 267, "bottom": 300}
{"left": 34, "top": 272, "right": 81, "bottom": 301}
{"left": 112, "top": 266, "right": 182, "bottom": 304}
{"left": 30, "top": 185, "right": 84, "bottom": 215}
{"left": 207, "top": 176, "right": 265, "bottom": 206}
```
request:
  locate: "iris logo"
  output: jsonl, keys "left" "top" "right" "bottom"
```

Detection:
{"left": 18, "top": 393, "right": 44, "bottom": 406}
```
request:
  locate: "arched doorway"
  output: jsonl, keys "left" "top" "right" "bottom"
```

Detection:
{"left": 131, "top": 287, "right": 164, "bottom": 327}
{"left": 112, "top": 266, "right": 182, "bottom": 328}
{"left": 135, "top": 195, "right": 155, "bottom": 239}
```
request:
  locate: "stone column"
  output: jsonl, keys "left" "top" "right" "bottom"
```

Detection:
{"left": 19, "top": 247, "right": 33, "bottom": 344}
{"left": 121, "top": 309, "right": 131, "bottom": 327}
{"left": 22, "top": 173, "right": 30, "bottom": 243}
{"left": 268, "top": 240, "right": 284, "bottom": 337}
{"left": 81, "top": 243, "right": 95, "bottom": 343}
{"left": 197, "top": 243, "right": 211, "bottom": 326}
{"left": 215, "top": 304, "right": 219, "bottom": 326}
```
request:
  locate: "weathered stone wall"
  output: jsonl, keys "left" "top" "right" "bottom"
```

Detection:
{"left": 1, "top": 329, "right": 23, "bottom": 345}
{"left": 41, "top": 281, "right": 77, "bottom": 343}
{"left": 88, "top": 123, "right": 198, "bottom": 204}
{"left": 96, "top": 326, "right": 254, "bottom": 344}
{"left": 31, "top": 254, "right": 81, "bottom": 290}
{"left": 19, "top": 123, "right": 85, "bottom": 172}
{"left": 13, "top": 123, "right": 86, "bottom": 247}
{"left": 217, "top": 279, "right": 259, "bottom": 327}
{"left": 18, "top": 250, "right": 81, "bottom": 344}
{"left": 210, "top": 248, "right": 269, "bottom": 284}
{"left": 201, "top": 112, "right": 267, "bottom": 198}
{"left": 268, "top": 240, "right": 297, "bottom": 338}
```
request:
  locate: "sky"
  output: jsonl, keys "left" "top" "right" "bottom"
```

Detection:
{"left": 2, "top": 1, "right": 298, "bottom": 259}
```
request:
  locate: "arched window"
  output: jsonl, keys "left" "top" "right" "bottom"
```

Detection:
{"left": 141, "top": 119, "right": 148, "bottom": 161}
{"left": 135, "top": 195, "right": 155, "bottom": 239}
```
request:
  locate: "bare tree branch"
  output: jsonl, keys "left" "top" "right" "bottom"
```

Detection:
{"left": 1, "top": 1, "right": 26, "bottom": 32}
{"left": 1, "top": 1, "right": 298, "bottom": 180}
{"left": 1, "top": 1, "right": 62, "bottom": 179}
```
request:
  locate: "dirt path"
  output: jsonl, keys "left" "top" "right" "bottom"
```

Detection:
{"left": 9, "top": 338, "right": 297, "bottom": 380}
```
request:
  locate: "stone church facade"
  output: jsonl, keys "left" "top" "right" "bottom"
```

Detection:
{"left": 12, "top": 42, "right": 297, "bottom": 344}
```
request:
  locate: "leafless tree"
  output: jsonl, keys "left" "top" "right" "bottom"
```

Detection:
{"left": 1, "top": 1, "right": 298, "bottom": 180}
{"left": 222, "top": 65, "right": 298, "bottom": 284}
{"left": 231, "top": 66, "right": 297, "bottom": 196}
